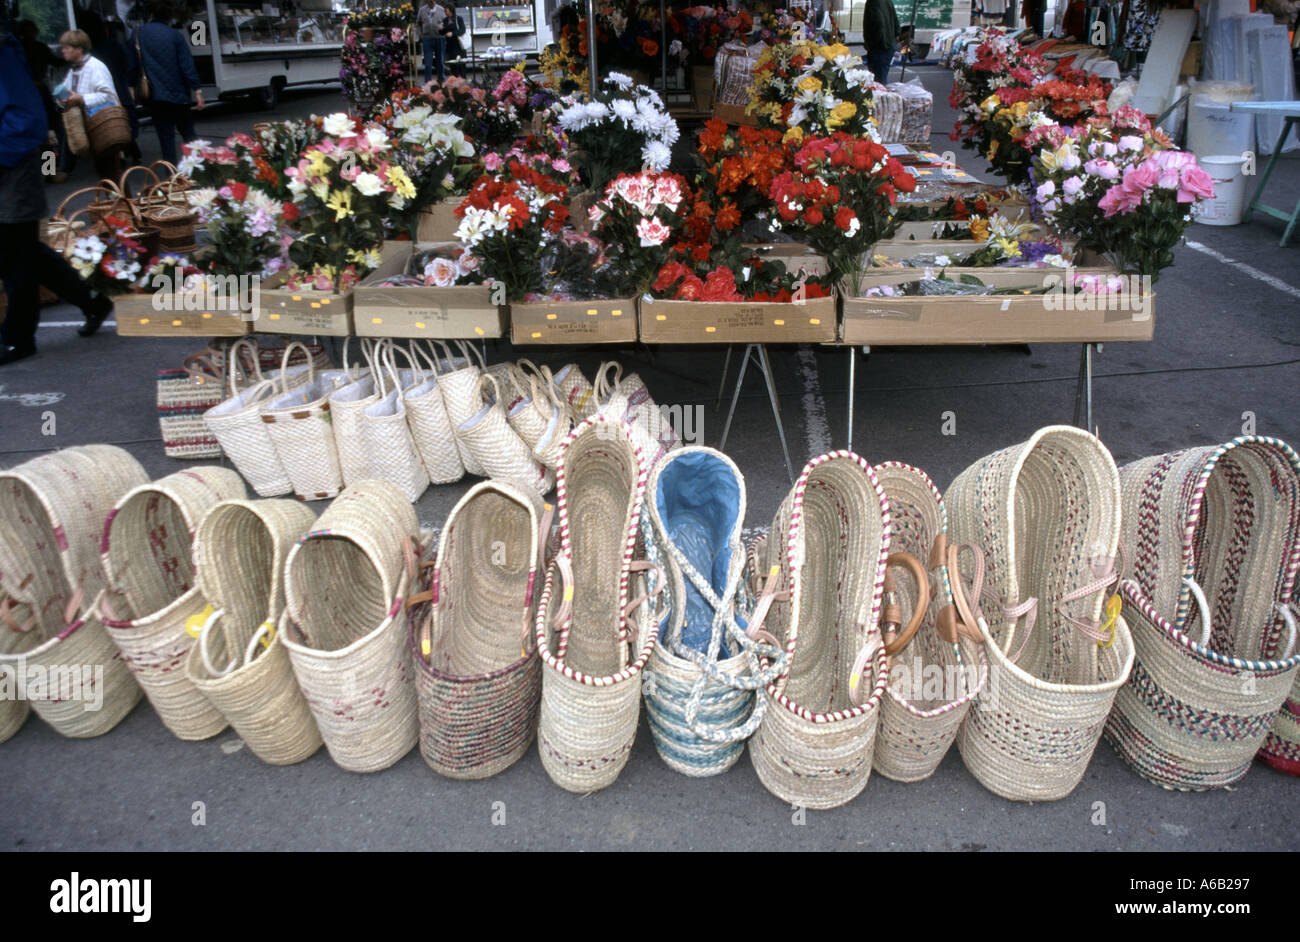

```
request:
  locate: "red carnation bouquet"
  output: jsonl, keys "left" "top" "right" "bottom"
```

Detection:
{"left": 589, "top": 170, "right": 691, "bottom": 295}
{"left": 769, "top": 133, "right": 916, "bottom": 293}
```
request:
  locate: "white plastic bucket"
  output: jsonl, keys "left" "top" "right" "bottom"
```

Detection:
{"left": 1188, "top": 97, "right": 1255, "bottom": 161}
{"left": 1196, "top": 154, "right": 1247, "bottom": 226}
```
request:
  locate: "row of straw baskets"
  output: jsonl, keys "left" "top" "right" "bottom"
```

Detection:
{"left": 5, "top": 429, "right": 1297, "bottom": 799}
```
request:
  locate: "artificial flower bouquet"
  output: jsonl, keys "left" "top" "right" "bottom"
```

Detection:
{"left": 553, "top": 73, "right": 680, "bottom": 193}
{"left": 340, "top": 26, "right": 408, "bottom": 114}
{"left": 692, "top": 119, "right": 794, "bottom": 240}
{"left": 860, "top": 272, "right": 1053, "bottom": 297}
{"left": 185, "top": 181, "right": 294, "bottom": 280}
{"left": 345, "top": 3, "right": 414, "bottom": 30}
{"left": 768, "top": 132, "right": 916, "bottom": 292}
{"left": 1030, "top": 107, "right": 1213, "bottom": 279}
{"left": 283, "top": 112, "right": 416, "bottom": 293}
{"left": 589, "top": 170, "right": 691, "bottom": 295}
{"left": 948, "top": 28, "right": 1048, "bottom": 148}
{"left": 425, "top": 77, "right": 524, "bottom": 151}
{"left": 749, "top": 40, "right": 877, "bottom": 140}
{"left": 67, "top": 215, "right": 148, "bottom": 296}
{"left": 376, "top": 92, "right": 478, "bottom": 238}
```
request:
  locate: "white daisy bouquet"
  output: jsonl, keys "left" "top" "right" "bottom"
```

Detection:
{"left": 283, "top": 111, "right": 417, "bottom": 292}
{"left": 67, "top": 215, "right": 148, "bottom": 296}
{"left": 552, "top": 72, "right": 680, "bottom": 193}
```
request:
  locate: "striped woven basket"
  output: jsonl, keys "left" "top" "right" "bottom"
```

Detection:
{"left": 185, "top": 499, "right": 323, "bottom": 765}
{"left": 872, "top": 462, "right": 987, "bottom": 783}
{"left": 409, "top": 480, "right": 547, "bottom": 779}
{"left": 551, "top": 363, "right": 596, "bottom": 421}
{"left": 946, "top": 426, "right": 1135, "bottom": 802}
{"left": 1261, "top": 675, "right": 1300, "bottom": 776}
{"left": 100, "top": 467, "right": 247, "bottom": 741}
{"left": 280, "top": 480, "right": 422, "bottom": 772}
{"left": 1105, "top": 436, "right": 1300, "bottom": 790}
{"left": 748, "top": 452, "right": 892, "bottom": 810}
{"left": 0, "top": 446, "right": 148, "bottom": 737}
{"left": 535, "top": 417, "right": 662, "bottom": 793}
{"left": 641, "top": 447, "right": 786, "bottom": 776}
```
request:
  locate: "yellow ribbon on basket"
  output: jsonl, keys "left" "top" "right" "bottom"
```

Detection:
{"left": 258, "top": 620, "right": 275, "bottom": 649}
{"left": 185, "top": 604, "right": 216, "bottom": 639}
{"left": 1097, "top": 594, "right": 1122, "bottom": 648}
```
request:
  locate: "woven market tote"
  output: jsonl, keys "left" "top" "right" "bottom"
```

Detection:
{"left": 185, "top": 499, "right": 323, "bottom": 765}
{"left": 327, "top": 338, "right": 379, "bottom": 489}
{"left": 203, "top": 338, "right": 308, "bottom": 498}
{"left": 437, "top": 340, "right": 490, "bottom": 477}
{"left": 946, "top": 425, "right": 1135, "bottom": 803}
{"left": 261, "top": 342, "right": 344, "bottom": 501}
{"left": 1262, "top": 675, "right": 1300, "bottom": 776}
{"left": 402, "top": 342, "right": 465, "bottom": 486}
{"left": 1105, "top": 436, "right": 1300, "bottom": 790}
{"left": 551, "top": 362, "right": 597, "bottom": 421}
{"left": 100, "top": 467, "right": 247, "bottom": 740}
{"left": 280, "top": 480, "right": 422, "bottom": 772}
{"left": 535, "top": 417, "right": 662, "bottom": 793}
{"left": 458, "top": 373, "right": 554, "bottom": 496}
{"left": 871, "top": 462, "right": 987, "bottom": 783}
{"left": 157, "top": 347, "right": 225, "bottom": 459}
{"left": 0, "top": 593, "right": 36, "bottom": 742}
{"left": 0, "top": 446, "right": 148, "bottom": 737}
{"left": 360, "top": 344, "right": 430, "bottom": 503}
{"left": 748, "top": 452, "right": 892, "bottom": 810}
{"left": 409, "top": 480, "right": 548, "bottom": 779}
{"left": 641, "top": 447, "right": 787, "bottom": 777}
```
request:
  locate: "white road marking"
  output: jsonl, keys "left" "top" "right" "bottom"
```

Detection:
{"left": 39, "top": 321, "right": 117, "bottom": 328}
{"left": 795, "top": 347, "right": 832, "bottom": 458}
{"left": 1183, "top": 241, "right": 1300, "bottom": 300}
{"left": 0, "top": 385, "right": 65, "bottom": 407}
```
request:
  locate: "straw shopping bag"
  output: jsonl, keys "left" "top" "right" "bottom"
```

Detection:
{"left": 871, "top": 462, "right": 987, "bottom": 783}
{"left": 945, "top": 426, "right": 1135, "bottom": 802}
{"left": 361, "top": 344, "right": 430, "bottom": 503}
{"left": 748, "top": 452, "right": 893, "bottom": 810}
{"left": 594, "top": 362, "right": 678, "bottom": 473}
{"left": 535, "top": 417, "right": 663, "bottom": 792}
{"left": 551, "top": 362, "right": 597, "bottom": 421}
{"left": 506, "top": 365, "right": 555, "bottom": 452}
{"left": 326, "top": 339, "right": 379, "bottom": 489}
{"left": 280, "top": 480, "right": 422, "bottom": 772}
{"left": 185, "top": 499, "right": 323, "bottom": 765}
{"left": 436, "top": 340, "right": 489, "bottom": 477}
{"left": 261, "top": 342, "right": 344, "bottom": 501}
{"left": 99, "top": 467, "right": 247, "bottom": 740}
{"left": 641, "top": 447, "right": 787, "bottom": 776}
{"left": 1261, "top": 676, "right": 1300, "bottom": 776}
{"left": 1105, "top": 436, "right": 1300, "bottom": 790}
{"left": 156, "top": 347, "right": 226, "bottom": 459}
{"left": 409, "top": 480, "right": 548, "bottom": 779}
{"left": 457, "top": 373, "right": 554, "bottom": 496}
{"left": 0, "top": 446, "right": 148, "bottom": 737}
{"left": 402, "top": 342, "right": 465, "bottom": 486}
{"left": 0, "top": 593, "right": 36, "bottom": 742}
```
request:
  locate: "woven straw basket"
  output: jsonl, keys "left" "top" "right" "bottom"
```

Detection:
{"left": 185, "top": 499, "right": 323, "bottom": 765}
{"left": 100, "top": 467, "right": 246, "bottom": 740}
{"left": 0, "top": 593, "right": 36, "bottom": 742}
{"left": 261, "top": 342, "right": 344, "bottom": 501}
{"left": 641, "top": 447, "right": 786, "bottom": 776}
{"left": 0, "top": 446, "right": 148, "bottom": 737}
{"left": 410, "top": 480, "right": 547, "bottom": 779}
{"left": 871, "top": 462, "right": 987, "bottom": 783}
{"left": 1262, "top": 676, "right": 1300, "bottom": 776}
{"left": 536, "top": 418, "right": 661, "bottom": 792}
{"left": 748, "top": 452, "right": 892, "bottom": 810}
{"left": 327, "top": 339, "right": 379, "bottom": 489}
{"left": 1105, "top": 436, "right": 1300, "bottom": 790}
{"left": 458, "top": 373, "right": 554, "bottom": 495}
{"left": 362, "top": 345, "right": 430, "bottom": 503}
{"left": 551, "top": 363, "right": 596, "bottom": 421}
{"left": 946, "top": 426, "right": 1135, "bottom": 802}
{"left": 437, "top": 341, "right": 489, "bottom": 477}
{"left": 403, "top": 342, "right": 465, "bottom": 486}
{"left": 280, "top": 480, "right": 422, "bottom": 772}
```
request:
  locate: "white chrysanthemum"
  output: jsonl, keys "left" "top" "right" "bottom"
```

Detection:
{"left": 186, "top": 187, "right": 218, "bottom": 211}
{"left": 612, "top": 99, "right": 637, "bottom": 122}
{"left": 605, "top": 71, "right": 634, "bottom": 90}
{"left": 642, "top": 140, "right": 672, "bottom": 172}
{"left": 843, "top": 68, "right": 872, "bottom": 87}
{"left": 322, "top": 112, "right": 354, "bottom": 136}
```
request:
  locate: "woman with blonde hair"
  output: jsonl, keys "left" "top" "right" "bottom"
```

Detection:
{"left": 56, "top": 27, "right": 126, "bottom": 179}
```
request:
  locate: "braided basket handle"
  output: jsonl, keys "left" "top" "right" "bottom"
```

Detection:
{"left": 119, "top": 164, "right": 162, "bottom": 200}
{"left": 880, "top": 552, "right": 931, "bottom": 657}
{"left": 278, "top": 340, "right": 317, "bottom": 394}
{"left": 52, "top": 185, "right": 117, "bottom": 224}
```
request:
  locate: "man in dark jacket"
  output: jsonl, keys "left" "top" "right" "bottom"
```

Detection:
{"left": 81, "top": 9, "right": 141, "bottom": 163}
{"left": 126, "top": 0, "right": 204, "bottom": 166}
{"left": 0, "top": 17, "right": 113, "bottom": 365}
{"left": 863, "top": 0, "right": 899, "bottom": 85}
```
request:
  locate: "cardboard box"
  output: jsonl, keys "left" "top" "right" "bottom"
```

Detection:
{"left": 256, "top": 274, "right": 354, "bottom": 337}
{"left": 742, "top": 243, "right": 829, "bottom": 277}
{"left": 114, "top": 290, "right": 251, "bottom": 337}
{"left": 842, "top": 267, "right": 1155, "bottom": 345}
{"left": 873, "top": 230, "right": 1074, "bottom": 261}
{"left": 415, "top": 198, "right": 463, "bottom": 243}
{"left": 510, "top": 297, "right": 638, "bottom": 345}
{"left": 712, "top": 101, "right": 758, "bottom": 128}
{"left": 640, "top": 296, "right": 837, "bottom": 344}
{"left": 693, "top": 65, "right": 715, "bottom": 112}
{"left": 352, "top": 241, "right": 505, "bottom": 339}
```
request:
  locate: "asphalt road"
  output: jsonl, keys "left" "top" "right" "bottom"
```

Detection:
{"left": 2, "top": 69, "right": 1299, "bottom": 851}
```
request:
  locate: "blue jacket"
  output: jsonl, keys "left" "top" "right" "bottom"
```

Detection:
{"left": 127, "top": 20, "right": 201, "bottom": 105}
{"left": 0, "top": 35, "right": 47, "bottom": 168}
